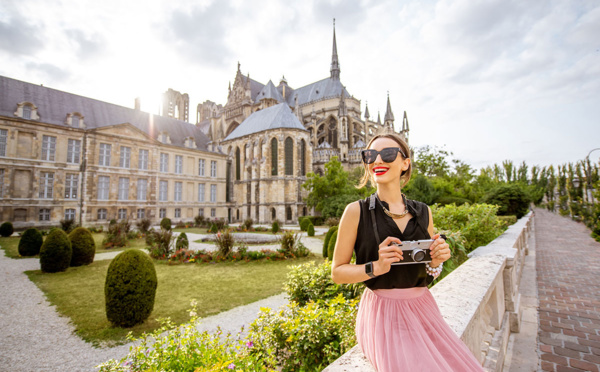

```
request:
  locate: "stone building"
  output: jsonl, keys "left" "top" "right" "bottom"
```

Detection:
{"left": 196, "top": 24, "right": 410, "bottom": 176}
{"left": 0, "top": 76, "right": 228, "bottom": 229}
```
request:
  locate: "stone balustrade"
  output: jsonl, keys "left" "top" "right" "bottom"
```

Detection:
{"left": 313, "top": 149, "right": 341, "bottom": 163}
{"left": 323, "top": 212, "right": 533, "bottom": 371}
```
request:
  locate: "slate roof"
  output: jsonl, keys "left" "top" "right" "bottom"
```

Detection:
{"left": 286, "top": 77, "right": 350, "bottom": 107}
{"left": 256, "top": 80, "right": 284, "bottom": 103}
{"left": 223, "top": 103, "right": 306, "bottom": 141}
{"left": 0, "top": 75, "right": 212, "bottom": 151}
{"left": 240, "top": 75, "right": 265, "bottom": 102}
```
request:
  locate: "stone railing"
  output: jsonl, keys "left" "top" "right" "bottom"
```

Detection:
{"left": 313, "top": 149, "right": 341, "bottom": 163}
{"left": 323, "top": 212, "right": 533, "bottom": 371}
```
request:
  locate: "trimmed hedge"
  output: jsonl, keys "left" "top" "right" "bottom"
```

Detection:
{"left": 105, "top": 249, "right": 157, "bottom": 328}
{"left": 299, "top": 218, "right": 310, "bottom": 232}
{"left": 18, "top": 228, "right": 43, "bottom": 256}
{"left": 307, "top": 223, "right": 315, "bottom": 236}
{"left": 0, "top": 221, "right": 13, "bottom": 237}
{"left": 323, "top": 226, "right": 338, "bottom": 258}
{"left": 327, "top": 229, "right": 339, "bottom": 261}
{"left": 69, "top": 227, "right": 95, "bottom": 266}
{"left": 272, "top": 220, "right": 280, "bottom": 234}
{"left": 160, "top": 218, "right": 172, "bottom": 231}
{"left": 175, "top": 232, "right": 189, "bottom": 250}
{"left": 39, "top": 229, "right": 72, "bottom": 273}
{"left": 483, "top": 183, "right": 530, "bottom": 219}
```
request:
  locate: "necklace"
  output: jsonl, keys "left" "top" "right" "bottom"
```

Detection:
{"left": 377, "top": 196, "right": 409, "bottom": 219}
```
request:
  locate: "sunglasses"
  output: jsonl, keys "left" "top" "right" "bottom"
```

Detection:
{"left": 361, "top": 147, "right": 407, "bottom": 164}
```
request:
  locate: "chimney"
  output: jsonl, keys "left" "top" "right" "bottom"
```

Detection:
{"left": 134, "top": 97, "right": 141, "bottom": 111}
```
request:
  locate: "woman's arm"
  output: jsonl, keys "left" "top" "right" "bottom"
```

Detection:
{"left": 331, "top": 201, "right": 404, "bottom": 284}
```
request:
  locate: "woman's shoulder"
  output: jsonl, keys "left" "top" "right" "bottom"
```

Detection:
{"left": 405, "top": 197, "right": 430, "bottom": 214}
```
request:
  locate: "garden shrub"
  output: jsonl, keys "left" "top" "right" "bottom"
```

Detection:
{"left": 497, "top": 215, "right": 518, "bottom": 229}
{"left": 271, "top": 220, "right": 280, "bottom": 234}
{"left": 208, "top": 223, "right": 218, "bottom": 233}
{"left": 60, "top": 219, "right": 78, "bottom": 233}
{"left": 302, "top": 215, "right": 324, "bottom": 226}
{"left": 327, "top": 229, "right": 338, "bottom": 260}
{"left": 0, "top": 221, "right": 14, "bottom": 237}
{"left": 248, "top": 295, "right": 358, "bottom": 371}
{"left": 68, "top": 227, "right": 95, "bottom": 266}
{"left": 174, "top": 221, "right": 186, "bottom": 229}
{"left": 299, "top": 218, "right": 310, "bottom": 232}
{"left": 105, "top": 249, "right": 157, "bottom": 328}
{"left": 215, "top": 229, "right": 234, "bottom": 257}
{"left": 278, "top": 230, "right": 299, "bottom": 257}
{"left": 323, "top": 225, "right": 338, "bottom": 258}
{"left": 175, "top": 232, "right": 189, "bottom": 250}
{"left": 325, "top": 217, "right": 340, "bottom": 227}
{"left": 146, "top": 228, "right": 173, "bottom": 259}
{"left": 436, "top": 196, "right": 471, "bottom": 206}
{"left": 483, "top": 183, "right": 530, "bottom": 219}
{"left": 214, "top": 218, "right": 227, "bottom": 230}
{"left": 102, "top": 220, "right": 129, "bottom": 249}
{"left": 242, "top": 218, "right": 253, "bottom": 230}
{"left": 136, "top": 218, "right": 152, "bottom": 233}
{"left": 307, "top": 223, "right": 315, "bottom": 236}
{"left": 284, "top": 260, "right": 363, "bottom": 306}
{"left": 18, "top": 228, "right": 43, "bottom": 256}
{"left": 97, "top": 302, "right": 273, "bottom": 371}
{"left": 432, "top": 203, "right": 504, "bottom": 252}
{"left": 194, "top": 214, "right": 205, "bottom": 227}
{"left": 160, "top": 217, "right": 172, "bottom": 231}
{"left": 39, "top": 229, "right": 72, "bottom": 273}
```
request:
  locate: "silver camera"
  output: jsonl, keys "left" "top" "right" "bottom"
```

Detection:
{"left": 391, "top": 239, "right": 434, "bottom": 265}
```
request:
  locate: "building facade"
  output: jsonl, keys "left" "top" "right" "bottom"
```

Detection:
{"left": 0, "top": 77, "right": 228, "bottom": 229}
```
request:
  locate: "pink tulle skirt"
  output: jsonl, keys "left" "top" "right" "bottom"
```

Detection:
{"left": 356, "top": 287, "right": 484, "bottom": 372}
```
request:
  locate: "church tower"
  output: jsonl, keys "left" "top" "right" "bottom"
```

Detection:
{"left": 384, "top": 92, "right": 395, "bottom": 130}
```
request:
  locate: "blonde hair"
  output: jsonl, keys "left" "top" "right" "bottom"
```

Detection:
{"left": 356, "top": 133, "right": 412, "bottom": 189}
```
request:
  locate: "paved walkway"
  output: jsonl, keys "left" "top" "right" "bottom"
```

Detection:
{"left": 535, "top": 209, "right": 600, "bottom": 372}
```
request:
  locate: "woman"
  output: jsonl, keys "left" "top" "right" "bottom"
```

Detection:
{"left": 331, "top": 133, "right": 483, "bottom": 372}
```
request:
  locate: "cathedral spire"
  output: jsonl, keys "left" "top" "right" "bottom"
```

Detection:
{"left": 364, "top": 102, "right": 370, "bottom": 120}
{"left": 330, "top": 19, "right": 340, "bottom": 80}
{"left": 384, "top": 92, "right": 395, "bottom": 123}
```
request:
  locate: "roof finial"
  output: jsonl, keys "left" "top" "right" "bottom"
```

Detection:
{"left": 330, "top": 18, "right": 340, "bottom": 80}
{"left": 384, "top": 91, "right": 395, "bottom": 123}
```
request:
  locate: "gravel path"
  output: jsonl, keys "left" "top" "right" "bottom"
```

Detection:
{"left": 0, "top": 230, "right": 325, "bottom": 371}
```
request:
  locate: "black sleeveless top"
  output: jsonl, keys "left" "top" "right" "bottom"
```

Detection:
{"left": 354, "top": 194, "right": 433, "bottom": 289}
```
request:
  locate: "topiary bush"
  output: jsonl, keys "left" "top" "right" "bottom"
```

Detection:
{"left": 68, "top": 227, "right": 95, "bottom": 266}
{"left": 323, "top": 226, "right": 338, "bottom": 259}
{"left": 0, "top": 221, "right": 14, "bottom": 237}
{"left": 299, "top": 218, "right": 310, "bottom": 232}
{"left": 136, "top": 218, "right": 152, "bottom": 233}
{"left": 60, "top": 219, "right": 78, "bottom": 234}
{"left": 175, "top": 232, "right": 189, "bottom": 250}
{"left": 105, "top": 249, "right": 157, "bottom": 328}
{"left": 18, "top": 228, "right": 43, "bottom": 256}
{"left": 482, "top": 183, "right": 530, "bottom": 219}
{"left": 39, "top": 229, "right": 72, "bottom": 273}
{"left": 160, "top": 217, "right": 172, "bottom": 231}
{"left": 271, "top": 220, "right": 280, "bottom": 234}
{"left": 307, "top": 223, "right": 315, "bottom": 236}
{"left": 327, "top": 229, "right": 338, "bottom": 261}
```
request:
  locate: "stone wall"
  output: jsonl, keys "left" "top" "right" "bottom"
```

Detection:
{"left": 323, "top": 212, "right": 533, "bottom": 371}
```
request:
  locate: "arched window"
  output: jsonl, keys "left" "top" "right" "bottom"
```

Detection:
{"left": 271, "top": 138, "right": 278, "bottom": 176}
{"left": 271, "top": 207, "right": 276, "bottom": 221}
{"left": 285, "top": 137, "right": 293, "bottom": 175}
{"left": 300, "top": 139, "right": 306, "bottom": 176}
{"left": 235, "top": 147, "right": 241, "bottom": 180}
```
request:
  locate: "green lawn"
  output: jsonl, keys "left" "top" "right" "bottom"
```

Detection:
{"left": 0, "top": 236, "right": 20, "bottom": 258}
{"left": 26, "top": 255, "right": 321, "bottom": 347}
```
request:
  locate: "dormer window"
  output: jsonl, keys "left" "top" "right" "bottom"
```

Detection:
{"left": 185, "top": 136, "right": 196, "bottom": 148}
{"left": 66, "top": 112, "right": 85, "bottom": 128}
{"left": 15, "top": 102, "right": 39, "bottom": 120}
{"left": 158, "top": 131, "right": 171, "bottom": 144}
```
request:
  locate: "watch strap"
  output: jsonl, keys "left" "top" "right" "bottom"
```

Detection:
{"left": 365, "top": 261, "right": 376, "bottom": 278}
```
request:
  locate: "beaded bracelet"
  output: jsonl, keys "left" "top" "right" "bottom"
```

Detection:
{"left": 425, "top": 262, "right": 443, "bottom": 277}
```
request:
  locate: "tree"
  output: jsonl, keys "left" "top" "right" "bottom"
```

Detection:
{"left": 412, "top": 146, "right": 452, "bottom": 178}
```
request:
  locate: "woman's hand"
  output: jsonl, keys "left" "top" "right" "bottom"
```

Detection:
{"left": 373, "top": 236, "right": 404, "bottom": 276}
{"left": 429, "top": 233, "right": 451, "bottom": 267}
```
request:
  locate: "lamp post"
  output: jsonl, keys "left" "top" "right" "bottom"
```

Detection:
{"left": 585, "top": 148, "right": 600, "bottom": 209}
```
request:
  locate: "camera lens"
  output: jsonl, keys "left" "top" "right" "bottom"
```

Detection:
{"left": 411, "top": 248, "right": 425, "bottom": 262}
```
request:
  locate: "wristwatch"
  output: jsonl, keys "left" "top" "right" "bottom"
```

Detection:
{"left": 365, "top": 261, "right": 376, "bottom": 278}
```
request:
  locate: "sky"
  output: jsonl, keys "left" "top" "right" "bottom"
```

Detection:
{"left": 1, "top": 0, "right": 599, "bottom": 171}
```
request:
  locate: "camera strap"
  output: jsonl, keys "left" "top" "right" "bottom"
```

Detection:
{"left": 369, "top": 194, "right": 381, "bottom": 246}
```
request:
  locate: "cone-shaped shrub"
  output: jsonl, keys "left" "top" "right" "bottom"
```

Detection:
{"left": 175, "top": 232, "right": 189, "bottom": 250}
{"left": 307, "top": 223, "right": 315, "bottom": 237}
{"left": 323, "top": 226, "right": 338, "bottom": 258}
{"left": 327, "top": 230, "right": 338, "bottom": 261}
{"left": 18, "top": 228, "right": 43, "bottom": 256}
{"left": 0, "top": 221, "right": 13, "bottom": 237}
{"left": 299, "top": 218, "right": 310, "bottom": 232}
{"left": 39, "top": 229, "right": 72, "bottom": 273}
{"left": 68, "top": 227, "right": 95, "bottom": 266}
{"left": 160, "top": 218, "right": 172, "bottom": 231}
{"left": 105, "top": 249, "right": 157, "bottom": 327}
{"left": 272, "top": 220, "right": 280, "bottom": 234}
